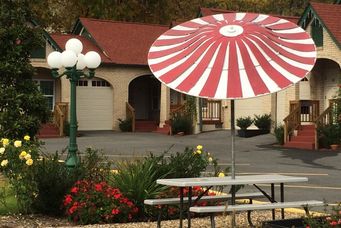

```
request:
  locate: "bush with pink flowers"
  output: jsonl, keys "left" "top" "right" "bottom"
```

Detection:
{"left": 63, "top": 179, "right": 138, "bottom": 224}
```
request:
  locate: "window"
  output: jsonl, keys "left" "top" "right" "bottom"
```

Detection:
{"left": 76, "top": 80, "right": 88, "bottom": 87}
{"left": 92, "top": 80, "right": 110, "bottom": 87}
{"left": 30, "top": 43, "right": 46, "bottom": 58}
{"left": 35, "top": 80, "right": 54, "bottom": 111}
{"left": 311, "top": 21, "right": 323, "bottom": 47}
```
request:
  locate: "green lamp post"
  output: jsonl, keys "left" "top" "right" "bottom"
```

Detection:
{"left": 47, "top": 38, "right": 101, "bottom": 167}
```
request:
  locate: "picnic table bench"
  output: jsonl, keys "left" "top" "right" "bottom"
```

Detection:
{"left": 155, "top": 174, "right": 320, "bottom": 228}
{"left": 190, "top": 200, "right": 325, "bottom": 228}
{"left": 144, "top": 192, "right": 266, "bottom": 228}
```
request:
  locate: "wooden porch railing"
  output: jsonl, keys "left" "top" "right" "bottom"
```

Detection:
{"left": 283, "top": 105, "right": 301, "bottom": 143}
{"left": 202, "top": 100, "right": 221, "bottom": 123}
{"left": 284, "top": 100, "right": 320, "bottom": 144}
{"left": 170, "top": 104, "right": 186, "bottom": 118}
{"left": 53, "top": 102, "right": 68, "bottom": 136}
{"left": 126, "top": 102, "right": 136, "bottom": 132}
{"left": 314, "top": 99, "right": 340, "bottom": 149}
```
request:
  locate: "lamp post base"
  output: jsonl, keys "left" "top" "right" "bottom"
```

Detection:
{"left": 65, "top": 154, "right": 79, "bottom": 168}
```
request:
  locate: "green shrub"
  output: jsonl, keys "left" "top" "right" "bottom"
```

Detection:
{"left": 254, "top": 114, "right": 271, "bottom": 131}
{"left": 118, "top": 118, "right": 132, "bottom": 132}
{"left": 318, "top": 124, "right": 341, "bottom": 148}
{"left": 274, "top": 125, "right": 284, "bottom": 145}
{"left": 171, "top": 114, "right": 192, "bottom": 135}
{"left": 32, "top": 152, "right": 83, "bottom": 215}
{"left": 0, "top": 136, "right": 40, "bottom": 213}
{"left": 236, "top": 116, "right": 253, "bottom": 130}
{"left": 165, "top": 146, "right": 212, "bottom": 178}
{"left": 110, "top": 159, "right": 169, "bottom": 219}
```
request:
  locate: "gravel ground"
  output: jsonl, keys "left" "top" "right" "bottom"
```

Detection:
{"left": 0, "top": 210, "right": 305, "bottom": 228}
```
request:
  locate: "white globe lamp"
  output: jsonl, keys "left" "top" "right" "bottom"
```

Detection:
{"left": 61, "top": 50, "right": 77, "bottom": 68}
{"left": 47, "top": 51, "right": 62, "bottom": 69}
{"left": 65, "top": 38, "right": 83, "bottom": 55}
{"left": 76, "top": 54, "right": 87, "bottom": 70}
{"left": 84, "top": 51, "right": 101, "bottom": 69}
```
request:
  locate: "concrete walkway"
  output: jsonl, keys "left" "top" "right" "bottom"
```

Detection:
{"left": 41, "top": 130, "right": 341, "bottom": 208}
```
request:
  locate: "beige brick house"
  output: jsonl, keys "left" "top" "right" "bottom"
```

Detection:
{"left": 31, "top": 2, "right": 340, "bottom": 145}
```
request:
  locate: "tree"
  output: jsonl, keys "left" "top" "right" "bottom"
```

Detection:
{"left": 0, "top": 0, "right": 50, "bottom": 139}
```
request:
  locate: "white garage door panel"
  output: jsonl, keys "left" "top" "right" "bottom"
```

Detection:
{"left": 77, "top": 87, "right": 113, "bottom": 130}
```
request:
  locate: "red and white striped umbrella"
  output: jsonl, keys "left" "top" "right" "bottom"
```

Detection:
{"left": 148, "top": 13, "right": 316, "bottom": 99}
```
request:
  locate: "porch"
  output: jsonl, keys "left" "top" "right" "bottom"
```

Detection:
{"left": 283, "top": 99, "right": 340, "bottom": 150}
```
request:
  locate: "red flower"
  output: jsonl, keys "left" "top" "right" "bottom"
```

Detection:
{"left": 94, "top": 184, "right": 103, "bottom": 192}
{"left": 68, "top": 202, "right": 79, "bottom": 215}
{"left": 71, "top": 187, "right": 79, "bottom": 194}
{"left": 63, "top": 194, "right": 73, "bottom": 206}
{"left": 330, "top": 220, "right": 338, "bottom": 226}
{"left": 111, "top": 208, "right": 120, "bottom": 215}
{"left": 168, "top": 207, "right": 177, "bottom": 215}
{"left": 132, "top": 207, "right": 138, "bottom": 213}
{"left": 114, "top": 193, "right": 123, "bottom": 199}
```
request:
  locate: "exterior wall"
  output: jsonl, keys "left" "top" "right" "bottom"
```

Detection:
{"left": 88, "top": 66, "right": 151, "bottom": 130}
{"left": 234, "top": 95, "right": 272, "bottom": 129}
{"left": 276, "top": 85, "right": 297, "bottom": 126}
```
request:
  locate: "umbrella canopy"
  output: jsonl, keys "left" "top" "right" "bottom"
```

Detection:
{"left": 148, "top": 13, "right": 316, "bottom": 99}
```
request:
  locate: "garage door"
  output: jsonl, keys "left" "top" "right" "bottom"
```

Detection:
{"left": 76, "top": 79, "right": 113, "bottom": 130}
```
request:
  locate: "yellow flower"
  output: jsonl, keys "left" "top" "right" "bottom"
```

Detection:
{"left": 196, "top": 150, "right": 202, "bottom": 154}
{"left": 26, "top": 159, "right": 33, "bottom": 166}
{"left": 196, "top": 145, "right": 203, "bottom": 150}
{"left": 19, "top": 151, "right": 27, "bottom": 160}
{"left": 14, "top": 140, "right": 22, "bottom": 148}
{"left": 111, "top": 169, "right": 119, "bottom": 174}
{"left": 24, "top": 135, "right": 30, "bottom": 141}
{"left": 2, "top": 138, "right": 9, "bottom": 147}
{"left": 24, "top": 154, "right": 31, "bottom": 160}
{"left": 218, "top": 172, "right": 225, "bottom": 178}
{"left": 0, "top": 147, "right": 5, "bottom": 154}
{"left": 1, "top": 159, "right": 8, "bottom": 167}
{"left": 208, "top": 157, "right": 213, "bottom": 162}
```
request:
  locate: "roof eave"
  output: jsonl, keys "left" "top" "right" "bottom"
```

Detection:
{"left": 298, "top": 3, "right": 341, "bottom": 49}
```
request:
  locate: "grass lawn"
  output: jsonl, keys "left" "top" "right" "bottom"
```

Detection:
{"left": 0, "top": 178, "right": 18, "bottom": 215}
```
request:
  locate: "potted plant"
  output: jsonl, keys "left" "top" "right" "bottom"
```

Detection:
{"left": 254, "top": 114, "right": 271, "bottom": 134}
{"left": 236, "top": 116, "right": 253, "bottom": 137}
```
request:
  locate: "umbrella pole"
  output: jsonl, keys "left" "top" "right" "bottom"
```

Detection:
{"left": 231, "top": 99, "right": 235, "bottom": 179}
{"left": 230, "top": 99, "right": 236, "bottom": 227}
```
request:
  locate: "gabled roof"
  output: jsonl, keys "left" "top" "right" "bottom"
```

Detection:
{"left": 299, "top": 2, "right": 341, "bottom": 48}
{"left": 73, "top": 18, "right": 169, "bottom": 66}
{"left": 50, "top": 34, "right": 112, "bottom": 63}
{"left": 199, "top": 7, "right": 300, "bottom": 24}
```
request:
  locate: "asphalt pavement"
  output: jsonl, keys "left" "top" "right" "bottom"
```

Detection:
{"left": 41, "top": 130, "right": 341, "bottom": 211}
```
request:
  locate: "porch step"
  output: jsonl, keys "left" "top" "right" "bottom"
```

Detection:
{"left": 37, "top": 123, "right": 60, "bottom": 138}
{"left": 283, "top": 124, "right": 315, "bottom": 150}
{"left": 135, "top": 120, "right": 158, "bottom": 132}
{"left": 154, "top": 123, "right": 171, "bottom": 135}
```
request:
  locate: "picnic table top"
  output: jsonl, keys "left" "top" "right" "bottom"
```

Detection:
{"left": 156, "top": 174, "right": 308, "bottom": 187}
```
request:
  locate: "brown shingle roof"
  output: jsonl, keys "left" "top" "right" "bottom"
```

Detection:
{"left": 79, "top": 18, "right": 169, "bottom": 65}
{"left": 50, "top": 34, "right": 112, "bottom": 63}
{"left": 199, "top": 7, "right": 300, "bottom": 24}
{"left": 310, "top": 2, "right": 341, "bottom": 45}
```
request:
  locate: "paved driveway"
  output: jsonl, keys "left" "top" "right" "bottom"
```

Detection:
{"left": 41, "top": 130, "right": 341, "bottom": 208}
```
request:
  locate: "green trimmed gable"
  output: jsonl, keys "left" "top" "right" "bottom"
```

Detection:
{"left": 299, "top": 3, "right": 341, "bottom": 49}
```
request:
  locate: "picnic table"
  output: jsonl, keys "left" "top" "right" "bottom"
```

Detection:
{"left": 156, "top": 174, "right": 315, "bottom": 228}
